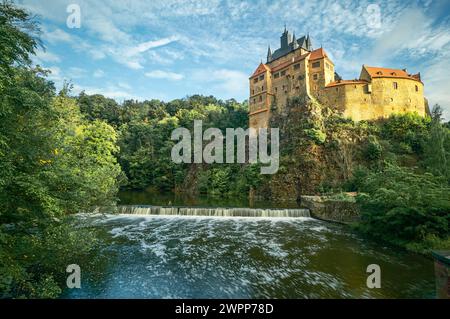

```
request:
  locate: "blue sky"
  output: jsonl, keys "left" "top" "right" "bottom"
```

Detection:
{"left": 19, "top": 0, "right": 450, "bottom": 118}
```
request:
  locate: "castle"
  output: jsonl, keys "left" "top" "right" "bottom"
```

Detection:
{"left": 249, "top": 28, "right": 427, "bottom": 129}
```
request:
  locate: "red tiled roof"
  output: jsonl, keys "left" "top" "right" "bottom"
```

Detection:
{"left": 326, "top": 80, "right": 368, "bottom": 88}
{"left": 364, "top": 66, "right": 421, "bottom": 82}
{"left": 309, "top": 47, "right": 328, "bottom": 61}
{"left": 250, "top": 63, "right": 270, "bottom": 78}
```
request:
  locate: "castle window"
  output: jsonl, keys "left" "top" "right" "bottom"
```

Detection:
{"left": 275, "top": 87, "right": 278, "bottom": 93}
{"left": 313, "top": 74, "right": 318, "bottom": 81}
{"left": 259, "top": 96, "right": 263, "bottom": 102}
{"left": 252, "top": 89, "right": 254, "bottom": 95}
{"left": 336, "top": 87, "right": 338, "bottom": 92}
{"left": 393, "top": 82, "right": 398, "bottom": 89}
{"left": 280, "top": 70, "right": 286, "bottom": 76}
{"left": 259, "top": 75, "right": 264, "bottom": 81}
{"left": 253, "top": 98, "right": 256, "bottom": 103}
{"left": 294, "top": 63, "right": 300, "bottom": 70}
{"left": 274, "top": 72, "right": 280, "bottom": 79}
{"left": 312, "top": 61, "right": 320, "bottom": 68}
{"left": 253, "top": 78, "right": 258, "bottom": 83}
{"left": 262, "top": 86, "right": 264, "bottom": 91}
{"left": 415, "top": 85, "right": 418, "bottom": 92}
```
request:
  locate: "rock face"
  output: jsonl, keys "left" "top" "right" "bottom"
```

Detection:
{"left": 300, "top": 195, "right": 360, "bottom": 224}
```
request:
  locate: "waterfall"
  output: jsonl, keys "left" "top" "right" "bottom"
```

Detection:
{"left": 117, "top": 205, "right": 310, "bottom": 218}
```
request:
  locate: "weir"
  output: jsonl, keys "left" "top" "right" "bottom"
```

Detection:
{"left": 116, "top": 205, "right": 310, "bottom": 218}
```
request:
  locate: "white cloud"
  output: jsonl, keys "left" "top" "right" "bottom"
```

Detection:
{"left": 192, "top": 68, "right": 248, "bottom": 98}
{"left": 145, "top": 70, "right": 184, "bottom": 81}
{"left": 34, "top": 50, "right": 61, "bottom": 63}
{"left": 93, "top": 69, "right": 105, "bottom": 78}
{"left": 44, "top": 28, "right": 73, "bottom": 43}
{"left": 68, "top": 67, "right": 87, "bottom": 79}
{"left": 127, "top": 37, "right": 178, "bottom": 57}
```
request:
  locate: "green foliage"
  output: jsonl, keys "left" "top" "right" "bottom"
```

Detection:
{"left": 423, "top": 105, "right": 449, "bottom": 180}
{"left": 0, "top": 3, "right": 121, "bottom": 298}
{"left": 363, "top": 135, "right": 383, "bottom": 161}
{"left": 0, "top": 1, "right": 41, "bottom": 90}
{"left": 380, "top": 112, "right": 430, "bottom": 155}
{"left": 356, "top": 164, "right": 450, "bottom": 253}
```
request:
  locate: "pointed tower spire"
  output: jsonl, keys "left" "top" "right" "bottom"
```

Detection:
{"left": 267, "top": 45, "right": 273, "bottom": 63}
{"left": 306, "top": 33, "right": 312, "bottom": 51}
{"left": 292, "top": 32, "right": 298, "bottom": 49}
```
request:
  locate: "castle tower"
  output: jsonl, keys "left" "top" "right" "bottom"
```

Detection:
{"left": 280, "top": 27, "right": 292, "bottom": 50}
{"left": 267, "top": 46, "right": 272, "bottom": 63}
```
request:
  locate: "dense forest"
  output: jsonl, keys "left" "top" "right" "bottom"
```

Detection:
{"left": 0, "top": 2, "right": 449, "bottom": 298}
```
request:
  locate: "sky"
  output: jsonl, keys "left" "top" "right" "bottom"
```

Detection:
{"left": 18, "top": 0, "right": 450, "bottom": 119}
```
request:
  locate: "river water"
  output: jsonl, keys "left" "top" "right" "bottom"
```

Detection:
{"left": 63, "top": 191, "right": 435, "bottom": 299}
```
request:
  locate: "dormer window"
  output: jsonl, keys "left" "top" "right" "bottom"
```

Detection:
{"left": 391, "top": 72, "right": 396, "bottom": 76}
{"left": 376, "top": 71, "right": 382, "bottom": 75}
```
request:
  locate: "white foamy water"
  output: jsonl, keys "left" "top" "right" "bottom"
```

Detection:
{"left": 66, "top": 214, "right": 435, "bottom": 299}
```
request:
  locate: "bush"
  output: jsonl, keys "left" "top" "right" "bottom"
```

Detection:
{"left": 356, "top": 164, "right": 450, "bottom": 253}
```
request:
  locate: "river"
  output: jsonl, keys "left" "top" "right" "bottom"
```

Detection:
{"left": 63, "top": 191, "right": 435, "bottom": 299}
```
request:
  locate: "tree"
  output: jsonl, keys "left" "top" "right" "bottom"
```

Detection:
{"left": 357, "top": 164, "right": 450, "bottom": 253}
{"left": 423, "top": 104, "right": 449, "bottom": 179}
{"left": 0, "top": 1, "right": 41, "bottom": 90}
{"left": 0, "top": 3, "right": 122, "bottom": 298}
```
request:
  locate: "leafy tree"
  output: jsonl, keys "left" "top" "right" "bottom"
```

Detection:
{"left": 356, "top": 164, "right": 450, "bottom": 253}
{"left": 0, "top": 3, "right": 121, "bottom": 298}
{"left": 423, "top": 105, "right": 449, "bottom": 179}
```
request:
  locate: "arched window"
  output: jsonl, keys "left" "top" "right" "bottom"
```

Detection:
{"left": 415, "top": 85, "right": 419, "bottom": 92}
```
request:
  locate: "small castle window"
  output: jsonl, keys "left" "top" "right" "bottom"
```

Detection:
{"left": 294, "top": 63, "right": 300, "bottom": 70}
{"left": 312, "top": 61, "right": 320, "bottom": 68}
{"left": 262, "top": 86, "right": 264, "bottom": 91}
{"left": 415, "top": 85, "right": 418, "bottom": 92}
{"left": 259, "top": 96, "right": 263, "bottom": 102}
{"left": 275, "top": 87, "right": 278, "bottom": 93}
{"left": 274, "top": 72, "right": 280, "bottom": 79}
{"left": 253, "top": 78, "right": 258, "bottom": 83}
{"left": 313, "top": 74, "right": 318, "bottom": 81}
{"left": 252, "top": 89, "right": 254, "bottom": 95}
{"left": 336, "top": 87, "right": 338, "bottom": 92}
{"left": 253, "top": 98, "right": 256, "bottom": 103}
{"left": 393, "top": 82, "right": 398, "bottom": 89}
{"left": 281, "top": 70, "right": 286, "bottom": 76}
{"left": 259, "top": 75, "right": 264, "bottom": 81}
